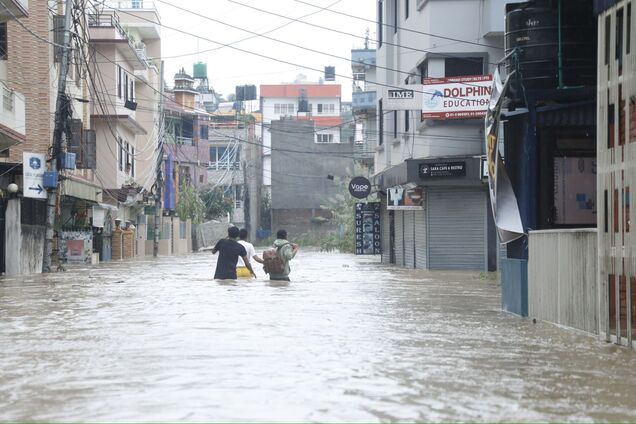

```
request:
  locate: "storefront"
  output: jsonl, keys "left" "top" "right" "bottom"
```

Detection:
{"left": 378, "top": 156, "right": 496, "bottom": 271}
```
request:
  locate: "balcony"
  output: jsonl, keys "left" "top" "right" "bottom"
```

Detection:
{"left": 0, "top": 82, "right": 25, "bottom": 151}
{"left": 0, "top": 0, "right": 28, "bottom": 21}
{"left": 103, "top": 0, "right": 161, "bottom": 40}
{"left": 352, "top": 90, "right": 377, "bottom": 111}
{"left": 88, "top": 11, "right": 147, "bottom": 70}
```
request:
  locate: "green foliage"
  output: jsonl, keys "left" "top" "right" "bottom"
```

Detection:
{"left": 260, "top": 192, "right": 271, "bottom": 230}
{"left": 200, "top": 186, "right": 233, "bottom": 221}
{"left": 176, "top": 182, "right": 206, "bottom": 224}
{"left": 319, "top": 165, "right": 376, "bottom": 253}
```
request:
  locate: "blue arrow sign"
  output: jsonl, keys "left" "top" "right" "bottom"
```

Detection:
{"left": 28, "top": 185, "right": 44, "bottom": 194}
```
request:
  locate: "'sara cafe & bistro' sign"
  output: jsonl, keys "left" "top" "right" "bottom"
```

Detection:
{"left": 421, "top": 75, "right": 493, "bottom": 120}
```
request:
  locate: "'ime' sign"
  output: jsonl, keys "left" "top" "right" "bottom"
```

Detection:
{"left": 421, "top": 75, "right": 492, "bottom": 120}
{"left": 383, "top": 85, "right": 423, "bottom": 110}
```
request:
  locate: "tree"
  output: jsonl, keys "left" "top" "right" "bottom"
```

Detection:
{"left": 175, "top": 182, "right": 206, "bottom": 224}
{"left": 200, "top": 186, "right": 233, "bottom": 221}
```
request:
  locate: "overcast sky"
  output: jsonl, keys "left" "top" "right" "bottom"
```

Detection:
{"left": 154, "top": 0, "right": 376, "bottom": 102}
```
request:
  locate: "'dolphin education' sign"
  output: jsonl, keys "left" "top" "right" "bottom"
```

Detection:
{"left": 349, "top": 176, "right": 372, "bottom": 199}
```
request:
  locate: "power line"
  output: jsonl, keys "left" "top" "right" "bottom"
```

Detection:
{"left": 226, "top": 0, "right": 501, "bottom": 64}
{"left": 154, "top": 0, "right": 496, "bottom": 80}
{"left": 293, "top": 0, "right": 504, "bottom": 50}
{"left": 95, "top": 1, "right": 496, "bottom": 100}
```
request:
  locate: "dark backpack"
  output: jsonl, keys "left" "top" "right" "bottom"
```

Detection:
{"left": 263, "top": 243, "right": 289, "bottom": 274}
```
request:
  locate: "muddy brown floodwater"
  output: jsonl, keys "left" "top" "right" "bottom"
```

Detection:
{"left": 1, "top": 250, "right": 635, "bottom": 422}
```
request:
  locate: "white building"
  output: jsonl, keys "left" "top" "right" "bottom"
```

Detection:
{"left": 375, "top": 0, "right": 507, "bottom": 271}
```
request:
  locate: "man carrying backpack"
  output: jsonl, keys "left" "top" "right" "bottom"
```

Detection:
{"left": 263, "top": 229, "right": 299, "bottom": 281}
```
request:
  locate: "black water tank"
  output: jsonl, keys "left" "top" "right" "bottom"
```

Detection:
{"left": 505, "top": 1, "right": 596, "bottom": 93}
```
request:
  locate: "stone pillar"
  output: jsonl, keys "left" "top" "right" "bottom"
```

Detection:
{"left": 5, "top": 198, "right": 22, "bottom": 276}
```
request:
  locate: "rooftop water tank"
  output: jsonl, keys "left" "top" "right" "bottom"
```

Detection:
{"left": 193, "top": 62, "right": 207, "bottom": 79}
{"left": 505, "top": 1, "right": 596, "bottom": 94}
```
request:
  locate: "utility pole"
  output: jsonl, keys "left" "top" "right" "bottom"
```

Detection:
{"left": 153, "top": 61, "right": 165, "bottom": 257}
{"left": 43, "top": 0, "right": 74, "bottom": 272}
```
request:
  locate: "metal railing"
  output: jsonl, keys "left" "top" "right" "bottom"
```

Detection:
{"left": 88, "top": 11, "right": 148, "bottom": 67}
{"left": 176, "top": 136, "right": 194, "bottom": 146}
{"left": 103, "top": 0, "right": 157, "bottom": 9}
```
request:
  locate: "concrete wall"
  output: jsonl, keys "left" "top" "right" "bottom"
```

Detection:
{"left": 198, "top": 221, "right": 231, "bottom": 248}
{"left": 270, "top": 119, "right": 354, "bottom": 211}
{"left": 528, "top": 229, "right": 598, "bottom": 334}
{"left": 272, "top": 208, "right": 336, "bottom": 239}
{"left": 20, "top": 225, "right": 44, "bottom": 274}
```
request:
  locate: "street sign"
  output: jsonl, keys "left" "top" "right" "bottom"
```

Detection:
{"left": 22, "top": 152, "right": 47, "bottom": 199}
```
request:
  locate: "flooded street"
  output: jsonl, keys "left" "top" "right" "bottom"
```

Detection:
{"left": 1, "top": 250, "right": 635, "bottom": 422}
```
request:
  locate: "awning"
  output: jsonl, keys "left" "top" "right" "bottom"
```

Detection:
{"left": 535, "top": 101, "right": 596, "bottom": 127}
{"left": 97, "top": 202, "right": 118, "bottom": 211}
{"left": 62, "top": 178, "right": 103, "bottom": 203}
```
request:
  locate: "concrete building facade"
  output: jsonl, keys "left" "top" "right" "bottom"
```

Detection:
{"left": 374, "top": 0, "right": 507, "bottom": 271}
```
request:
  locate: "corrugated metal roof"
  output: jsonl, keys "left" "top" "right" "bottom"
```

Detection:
{"left": 536, "top": 101, "right": 596, "bottom": 127}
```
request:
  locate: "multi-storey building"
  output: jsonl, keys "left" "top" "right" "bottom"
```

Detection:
{"left": 88, "top": 1, "right": 161, "bottom": 258}
{"left": 0, "top": 0, "right": 28, "bottom": 275}
{"left": 374, "top": 0, "right": 506, "bottom": 271}
{"left": 260, "top": 82, "right": 342, "bottom": 192}
{"left": 596, "top": 0, "right": 636, "bottom": 348}
{"left": 351, "top": 46, "right": 377, "bottom": 170}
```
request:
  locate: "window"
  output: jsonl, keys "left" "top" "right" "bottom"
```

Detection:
{"left": 118, "top": 138, "right": 124, "bottom": 171}
{"left": 378, "top": 99, "right": 383, "bottom": 146}
{"left": 131, "top": 146, "right": 135, "bottom": 177}
{"left": 3, "top": 88, "right": 13, "bottom": 112}
{"left": 606, "top": 15, "right": 611, "bottom": 66}
{"left": 117, "top": 66, "right": 122, "bottom": 99}
{"left": 274, "top": 103, "right": 294, "bottom": 115}
{"left": 626, "top": 187, "right": 630, "bottom": 232}
{"left": 628, "top": 3, "right": 632, "bottom": 54}
{"left": 125, "top": 142, "right": 130, "bottom": 173}
{"left": 393, "top": 0, "right": 398, "bottom": 33}
{"left": 404, "top": 110, "right": 409, "bottom": 133}
{"left": 200, "top": 124, "right": 209, "bottom": 140}
{"left": 405, "top": 0, "right": 409, "bottom": 19}
{"left": 615, "top": 188, "right": 620, "bottom": 233}
{"left": 274, "top": 104, "right": 281, "bottom": 114}
{"left": 0, "top": 22, "right": 7, "bottom": 60}
{"left": 605, "top": 189, "right": 609, "bottom": 232}
{"left": 617, "top": 8, "right": 624, "bottom": 74}
{"left": 317, "top": 103, "right": 323, "bottom": 114}
{"left": 210, "top": 146, "right": 240, "bottom": 169}
{"left": 393, "top": 110, "right": 397, "bottom": 138}
{"left": 129, "top": 75, "right": 135, "bottom": 102}
{"left": 316, "top": 133, "right": 334, "bottom": 143}
{"left": 199, "top": 175, "right": 204, "bottom": 184}
{"left": 378, "top": 0, "right": 383, "bottom": 48}
{"left": 445, "top": 57, "right": 484, "bottom": 77}
{"left": 619, "top": 85, "right": 625, "bottom": 146}
{"left": 609, "top": 101, "right": 615, "bottom": 148}
{"left": 124, "top": 73, "right": 129, "bottom": 102}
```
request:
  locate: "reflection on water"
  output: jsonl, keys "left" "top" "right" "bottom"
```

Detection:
{"left": 0, "top": 251, "right": 635, "bottom": 422}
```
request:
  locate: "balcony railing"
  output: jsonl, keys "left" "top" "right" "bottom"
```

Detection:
{"left": 176, "top": 136, "right": 194, "bottom": 146}
{"left": 88, "top": 11, "right": 147, "bottom": 67}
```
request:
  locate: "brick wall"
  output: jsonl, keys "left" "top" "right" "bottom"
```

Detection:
{"left": 7, "top": 1, "right": 53, "bottom": 161}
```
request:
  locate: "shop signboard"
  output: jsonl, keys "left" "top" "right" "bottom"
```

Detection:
{"left": 355, "top": 202, "right": 381, "bottom": 255}
{"left": 383, "top": 84, "right": 423, "bottom": 110}
{"left": 22, "top": 152, "right": 47, "bottom": 199}
{"left": 387, "top": 186, "right": 424, "bottom": 210}
{"left": 419, "top": 161, "right": 466, "bottom": 178}
{"left": 422, "top": 75, "right": 492, "bottom": 120}
{"left": 349, "top": 176, "right": 372, "bottom": 199}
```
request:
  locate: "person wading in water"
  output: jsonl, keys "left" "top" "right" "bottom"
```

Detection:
{"left": 212, "top": 226, "right": 256, "bottom": 280}
{"left": 236, "top": 228, "right": 263, "bottom": 278}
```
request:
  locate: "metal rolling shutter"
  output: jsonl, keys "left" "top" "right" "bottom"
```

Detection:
{"left": 404, "top": 210, "right": 415, "bottom": 268}
{"left": 381, "top": 205, "right": 391, "bottom": 264}
{"left": 414, "top": 209, "right": 427, "bottom": 269}
{"left": 395, "top": 210, "right": 404, "bottom": 266}
{"left": 428, "top": 189, "right": 487, "bottom": 270}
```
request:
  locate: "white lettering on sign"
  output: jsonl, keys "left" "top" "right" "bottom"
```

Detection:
{"left": 351, "top": 183, "right": 370, "bottom": 192}
{"left": 388, "top": 89, "right": 414, "bottom": 99}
